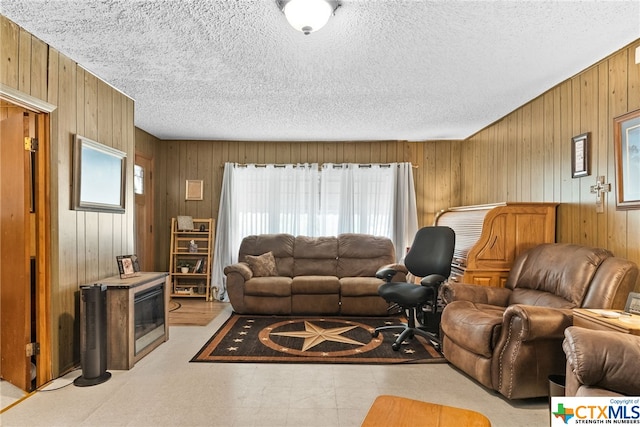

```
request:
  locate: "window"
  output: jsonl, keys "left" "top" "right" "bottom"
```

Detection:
{"left": 134, "top": 164, "right": 144, "bottom": 195}
{"left": 212, "top": 162, "right": 418, "bottom": 301}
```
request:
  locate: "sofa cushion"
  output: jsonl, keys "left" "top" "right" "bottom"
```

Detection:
{"left": 245, "top": 251, "right": 278, "bottom": 277}
{"left": 509, "top": 288, "right": 575, "bottom": 309}
{"left": 339, "top": 277, "right": 384, "bottom": 297}
{"left": 291, "top": 276, "right": 340, "bottom": 294}
{"left": 441, "top": 300, "right": 504, "bottom": 358}
{"left": 293, "top": 236, "right": 338, "bottom": 276}
{"left": 244, "top": 276, "right": 292, "bottom": 297}
{"left": 337, "top": 233, "right": 395, "bottom": 278}
{"left": 506, "top": 243, "right": 613, "bottom": 306}
{"left": 239, "top": 234, "right": 295, "bottom": 277}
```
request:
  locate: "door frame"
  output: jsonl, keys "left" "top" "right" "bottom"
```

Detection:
{"left": 1, "top": 84, "right": 55, "bottom": 388}
{"left": 134, "top": 152, "right": 155, "bottom": 272}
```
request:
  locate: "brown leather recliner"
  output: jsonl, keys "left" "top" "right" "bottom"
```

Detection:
{"left": 440, "top": 243, "right": 638, "bottom": 400}
{"left": 563, "top": 326, "right": 640, "bottom": 397}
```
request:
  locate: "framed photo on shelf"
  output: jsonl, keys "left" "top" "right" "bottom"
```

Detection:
{"left": 614, "top": 109, "right": 640, "bottom": 210}
{"left": 116, "top": 254, "right": 140, "bottom": 278}
{"left": 624, "top": 292, "right": 640, "bottom": 315}
{"left": 177, "top": 215, "right": 194, "bottom": 231}
{"left": 571, "top": 132, "right": 590, "bottom": 178}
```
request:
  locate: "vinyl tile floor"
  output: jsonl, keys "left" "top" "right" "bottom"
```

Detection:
{"left": 1, "top": 303, "right": 549, "bottom": 427}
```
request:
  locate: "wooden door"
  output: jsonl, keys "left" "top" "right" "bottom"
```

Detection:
{"left": 134, "top": 153, "right": 154, "bottom": 271}
{"left": 0, "top": 109, "right": 32, "bottom": 391}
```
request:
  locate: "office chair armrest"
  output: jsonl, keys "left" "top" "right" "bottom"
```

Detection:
{"left": 376, "top": 264, "right": 408, "bottom": 282}
{"left": 441, "top": 282, "right": 512, "bottom": 305}
{"left": 420, "top": 274, "right": 446, "bottom": 286}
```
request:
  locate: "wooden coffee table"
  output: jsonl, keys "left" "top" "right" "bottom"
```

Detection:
{"left": 361, "top": 395, "right": 491, "bottom": 427}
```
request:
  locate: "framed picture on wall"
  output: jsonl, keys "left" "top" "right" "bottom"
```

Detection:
{"left": 613, "top": 109, "right": 640, "bottom": 210}
{"left": 571, "top": 132, "right": 590, "bottom": 178}
{"left": 73, "top": 135, "right": 126, "bottom": 213}
{"left": 185, "top": 180, "right": 203, "bottom": 200}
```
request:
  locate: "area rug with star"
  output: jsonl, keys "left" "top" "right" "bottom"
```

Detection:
{"left": 190, "top": 314, "right": 445, "bottom": 364}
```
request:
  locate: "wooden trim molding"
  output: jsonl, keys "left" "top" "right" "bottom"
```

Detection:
{"left": 0, "top": 83, "right": 57, "bottom": 113}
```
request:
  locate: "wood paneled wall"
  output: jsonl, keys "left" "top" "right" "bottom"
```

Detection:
{"left": 460, "top": 39, "right": 640, "bottom": 289}
{"left": 1, "top": 16, "right": 135, "bottom": 376}
{"left": 135, "top": 127, "right": 157, "bottom": 158}
{"left": 151, "top": 140, "right": 461, "bottom": 271}
{"left": 3, "top": 14, "right": 638, "bottom": 378}
{"left": 149, "top": 40, "right": 640, "bottom": 294}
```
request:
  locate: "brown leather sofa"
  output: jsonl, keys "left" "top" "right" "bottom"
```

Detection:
{"left": 440, "top": 243, "right": 638, "bottom": 399}
{"left": 224, "top": 233, "right": 403, "bottom": 315}
{"left": 563, "top": 326, "right": 640, "bottom": 397}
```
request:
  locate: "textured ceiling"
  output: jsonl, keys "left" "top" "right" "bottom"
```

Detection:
{"left": 2, "top": 1, "right": 639, "bottom": 142}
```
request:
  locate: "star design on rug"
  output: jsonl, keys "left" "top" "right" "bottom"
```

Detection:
{"left": 233, "top": 338, "right": 243, "bottom": 343}
{"left": 227, "top": 346, "right": 238, "bottom": 351}
{"left": 404, "top": 348, "right": 415, "bottom": 354}
{"left": 270, "top": 321, "right": 365, "bottom": 352}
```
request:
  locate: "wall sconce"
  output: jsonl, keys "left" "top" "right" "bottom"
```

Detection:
{"left": 277, "top": 0, "right": 341, "bottom": 35}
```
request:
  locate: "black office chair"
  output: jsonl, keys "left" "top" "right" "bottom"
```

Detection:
{"left": 372, "top": 226, "right": 455, "bottom": 351}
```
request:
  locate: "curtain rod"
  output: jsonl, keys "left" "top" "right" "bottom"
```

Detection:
{"left": 221, "top": 163, "right": 418, "bottom": 169}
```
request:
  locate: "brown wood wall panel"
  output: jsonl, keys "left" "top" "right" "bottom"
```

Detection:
{"left": 3, "top": 15, "right": 639, "bottom": 378}
{"left": 134, "top": 128, "right": 156, "bottom": 157}
{"left": 1, "top": 15, "right": 136, "bottom": 376}
{"left": 18, "top": 29, "right": 31, "bottom": 92}
{"left": 608, "top": 49, "right": 630, "bottom": 259}
{"left": 150, "top": 139, "right": 460, "bottom": 270}
{"left": 1, "top": 18, "right": 19, "bottom": 87}
{"left": 624, "top": 48, "right": 640, "bottom": 264}
{"left": 53, "top": 52, "right": 79, "bottom": 372}
{"left": 595, "top": 63, "right": 609, "bottom": 249}
{"left": 461, "top": 39, "right": 640, "bottom": 290}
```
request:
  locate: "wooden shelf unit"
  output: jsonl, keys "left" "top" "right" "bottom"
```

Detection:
{"left": 169, "top": 218, "right": 214, "bottom": 299}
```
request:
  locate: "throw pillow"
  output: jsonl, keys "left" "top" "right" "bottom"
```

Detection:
{"left": 245, "top": 251, "right": 278, "bottom": 277}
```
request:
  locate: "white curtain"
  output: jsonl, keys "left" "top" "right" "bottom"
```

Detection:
{"left": 392, "top": 162, "right": 419, "bottom": 261}
{"left": 211, "top": 162, "right": 418, "bottom": 300}
{"left": 319, "top": 164, "right": 394, "bottom": 236}
{"left": 318, "top": 163, "right": 417, "bottom": 260}
{"left": 211, "top": 163, "right": 319, "bottom": 300}
{"left": 233, "top": 163, "right": 320, "bottom": 238}
{"left": 211, "top": 163, "right": 233, "bottom": 301}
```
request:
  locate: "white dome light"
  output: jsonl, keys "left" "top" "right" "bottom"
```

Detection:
{"left": 283, "top": 0, "right": 335, "bottom": 35}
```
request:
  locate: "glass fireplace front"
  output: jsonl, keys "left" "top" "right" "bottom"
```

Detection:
{"left": 134, "top": 285, "right": 165, "bottom": 355}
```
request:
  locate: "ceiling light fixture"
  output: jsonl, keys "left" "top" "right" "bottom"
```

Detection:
{"left": 277, "top": 0, "right": 341, "bottom": 35}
